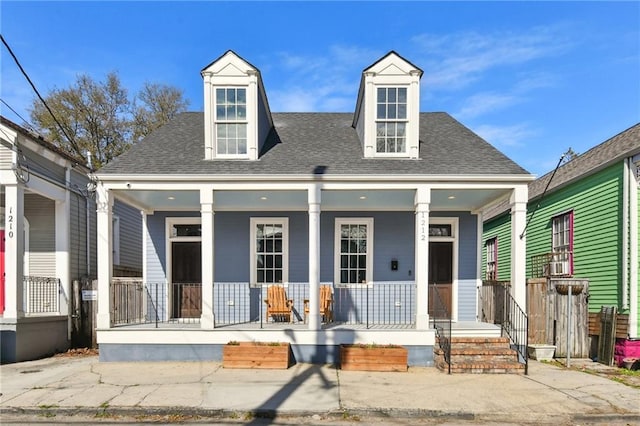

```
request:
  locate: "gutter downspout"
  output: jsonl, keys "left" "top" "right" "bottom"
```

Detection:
{"left": 628, "top": 157, "right": 639, "bottom": 339}
{"left": 623, "top": 159, "right": 629, "bottom": 310}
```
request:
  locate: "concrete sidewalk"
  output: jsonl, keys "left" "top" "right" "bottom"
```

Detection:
{"left": 1, "top": 355, "right": 639, "bottom": 424}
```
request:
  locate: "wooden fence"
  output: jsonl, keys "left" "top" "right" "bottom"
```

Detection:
{"left": 478, "top": 280, "right": 511, "bottom": 324}
{"left": 589, "top": 312, "right": 629, "bottom": 338}
{"left": 527, "top": 278, "right": 590, "bottom": 358}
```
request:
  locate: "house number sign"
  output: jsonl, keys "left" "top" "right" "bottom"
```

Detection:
{"left": 420, "top": 212, "right": 427, "bottom": 241}
{"left": 6, "top": 206, "right": 14, "bottom": 239}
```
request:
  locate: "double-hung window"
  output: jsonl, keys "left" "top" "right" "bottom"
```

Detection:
{"left": 485, "top": 237, "right": 497, "bottom": 280}
{"left": 251, "top": 218, "right": 288, "bottom": 284}
{"left": 376, "top": 87, "right": 407, "bottom": 154}
{"left": 215, "top": 87, "right": 247, "bottom": 156}
{"left": 335, "top": 218, "right": 373, "bottom": 285}
{"left": 551, "top": 211, "right": 573, "bottom": 276}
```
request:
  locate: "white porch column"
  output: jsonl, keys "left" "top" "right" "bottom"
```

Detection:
{"left": 475, "top": 211, "right": 484, "bottom": 321}
{"left": 4, "top": 184, "right": 24, "bottom": 319}
{"left": 56, "top": 167, "right": 71, "bottom": 322}
{"left": 307, "top": 184, "right": 321, "bottom": 330}
{"left": 415, "top": 186, "right": 431, "bottom": 329}
{"left": 200, "top": 188, "right": 215, "bottom": 328}
{"left": 510, "top": 185, "right": 528, "bottom": 309}
{"left": 96, "top": 183, "right": 113, "bottom": 329}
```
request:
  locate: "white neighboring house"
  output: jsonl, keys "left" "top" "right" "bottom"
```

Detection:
{"left": 0, "top": 116, "right": 142, "bottom": 363}
{"left": 94, "top": 51, "right": 534, "bottom": 365}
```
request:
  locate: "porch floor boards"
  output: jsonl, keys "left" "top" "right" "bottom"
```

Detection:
{"left": 110, "top": 320, "right": 500, "bottom": 335}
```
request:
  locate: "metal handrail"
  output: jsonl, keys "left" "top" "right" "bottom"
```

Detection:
{"left": 430, "top": 282, "right": 452, "bottom": 374}
{"left": 501, "top": 290, "right": 529, "bottom": 375}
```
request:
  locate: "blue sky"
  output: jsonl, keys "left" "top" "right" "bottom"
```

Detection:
{"left": 1, "top": 1, "right": 638, "bottom": 176}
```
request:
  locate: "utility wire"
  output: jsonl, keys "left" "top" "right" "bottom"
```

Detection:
{"left": 0, "top": 97, "right": 40, "bottom": 134}
{"left": 0, "top": 34, "right": 82, "bottom": 155}
{"left": 519, "top": 151, "right": 569, "bottom": 239}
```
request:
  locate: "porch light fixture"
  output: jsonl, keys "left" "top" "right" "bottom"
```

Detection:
{"left": 167, "top": 196, "right": 175, "bottom": 200}
{"left": 448, "top": 195, "right": 456, "bottom": 200}
{"left": 359, "top": 196, "right": 367, "bottom": 200}
{"left": 260, "top": 196, "right": 268, "bottom": 200}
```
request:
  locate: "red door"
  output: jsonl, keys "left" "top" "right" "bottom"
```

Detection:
{"left": 1, "top": 230, "right": 5, "bottom": 314}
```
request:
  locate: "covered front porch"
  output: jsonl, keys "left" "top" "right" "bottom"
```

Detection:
{"left": 95, "top": 180, "right": 528, "bottom": 364}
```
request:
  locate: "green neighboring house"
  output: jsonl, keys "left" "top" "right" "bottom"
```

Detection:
{"left": 482, "top": 123, "right": 640, "bottom": 362}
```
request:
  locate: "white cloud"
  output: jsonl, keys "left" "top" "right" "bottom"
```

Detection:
{"left": 266, "top": 45, "right": 379, "bottom": 112}
{"left": 472, "top": 123, "right": 534, "bottom": 148}
{"left": 413, "top": 26, "right": 571, "bottom": 91}
{"left": 261, "top": 28, "right": 569, "bottom": 113}
{"left": 269, "top": 88, "right": 317, "bottom": 112}
{"left": 455, "top": 92, "right": 520, "bottom": 120}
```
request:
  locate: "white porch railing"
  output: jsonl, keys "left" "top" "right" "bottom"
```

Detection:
{"left": 23, "top": 276, "right": 61, "bottom": 314}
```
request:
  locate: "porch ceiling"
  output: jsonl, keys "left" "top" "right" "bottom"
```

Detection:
{"left": 114, "top": 188, "right": 511, "bottom": 212}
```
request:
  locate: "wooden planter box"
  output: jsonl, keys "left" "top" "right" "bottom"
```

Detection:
{"left": 340, "top": 344, "right": 408, "bottom": 372}
{"left": 222, "top": 342, "right": 291, "bottom": 369}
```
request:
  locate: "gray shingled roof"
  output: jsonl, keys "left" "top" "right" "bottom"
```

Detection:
{"left": 483, "top": 122, "right": 640, "bottom": 221}
{"left": 97, "top": 112, "right": 529, "bottom": 176}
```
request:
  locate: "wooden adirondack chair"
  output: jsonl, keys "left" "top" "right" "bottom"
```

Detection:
{"left": 264, "top": 285, "right": 294, "bottom": 323}
{"left": 304, "top": 284, "right": 334, "bottom": 324}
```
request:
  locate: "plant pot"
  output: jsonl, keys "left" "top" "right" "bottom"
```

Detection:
{"left": 555, "top": 283, "right": 584, "bottom": 295}
{"left": 222, "top": 342, "right": 291, "bottom": 369}
{"left": 622, "top": 357, "right": 639, "bottom": 370}
{"left": 527, "top": 344, "right": 556, "bottom": 361}
{"left": 340, "top": 344, "right": 408, "bottom": 372}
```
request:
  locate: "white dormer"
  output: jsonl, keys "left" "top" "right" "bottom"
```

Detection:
{"left": 201, "top": 51, "right": 272, "bottom": 160}
{"left": 353, "top": 52, "right": 423, "bottom": 159}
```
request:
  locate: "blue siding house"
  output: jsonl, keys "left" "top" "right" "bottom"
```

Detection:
{"left": 94, "top": 51, "right": 534, "bottom": 366}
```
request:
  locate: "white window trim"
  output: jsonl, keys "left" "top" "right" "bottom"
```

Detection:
{"left": 214, "top": 86, "right": 250, "bottom": 160}
{"left": 429, "top": 217, "right": 459, "bottom": 321}
{"left": 374, "top": 86, "right": 409, "bottom": 157}
{"left": 112, "top": 215, "right": 120, "bottom": 266}
{"left": 250, "top": 217, "right": 289, "bottom": 286}
{"left": 334, "top": 218, "right": 374, "bottom": 287}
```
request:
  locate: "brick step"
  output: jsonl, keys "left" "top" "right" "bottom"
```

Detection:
{"left": 439, "top": 337, "right": 512, "bottom": 349}
{"left": 446, "top": 363, "right": 525, "bottom": 374}
{"left": 451, "top": 354, "right": 519, "bottom": 364}
{"left": 448, "top": 347, "right": 516, "bottom": 356}
{"left": 434, "top": 339, "right": 525, "bottom": 374}
{"left": 436, "top": 348, "right": 518, "bottom": 362}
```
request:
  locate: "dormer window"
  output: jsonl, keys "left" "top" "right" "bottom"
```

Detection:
{"left": 215, "top": 88, "right": 248, "bottom": 156}
{"left": 353, "top": 51, "right": 423, "bottom": 159}
{"left": 376, "top": 87, "right": 407, "bottom": 154}
{"left": 201, "top": 50, "right": 273, "bottom": 161}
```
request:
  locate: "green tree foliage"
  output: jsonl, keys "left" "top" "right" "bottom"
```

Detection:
{"left": 29, "top": 72, "right": 189, "bottom": 168}
{"left": 132, "top": 83, "right": 189, "bottom": 143}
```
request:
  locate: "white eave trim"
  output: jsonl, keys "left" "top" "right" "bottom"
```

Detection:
{"left": 95, "top": 173, "right": 535, "bottom": 184}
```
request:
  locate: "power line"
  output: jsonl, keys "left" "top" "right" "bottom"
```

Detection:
{"left": 0, "top": 97, "right": 40, "bottom": 134}
{"left": 0, "top": 34, "right": 82, "bottom": 155}
{"left": 519, "top": 151, "right": 569, "bottom": 240}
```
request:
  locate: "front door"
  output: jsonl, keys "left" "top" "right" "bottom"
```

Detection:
{"left": 428, "top": 241, "right": 452, "bottom": 319}
{"left": 171, "top": 241, "right": 202, "bottom": 318}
